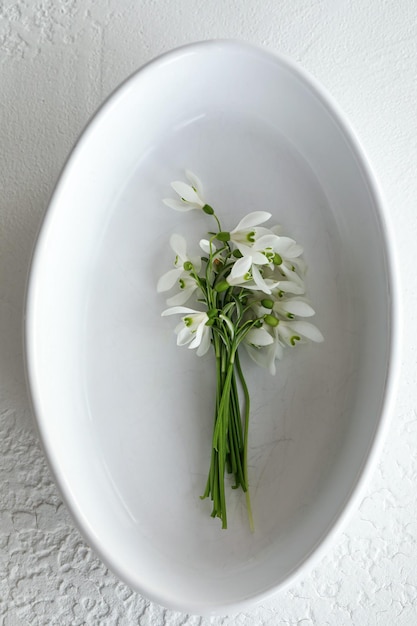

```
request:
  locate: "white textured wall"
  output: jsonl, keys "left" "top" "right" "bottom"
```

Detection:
{"left": 1, "top": 1, "right": 416, "bottom": 624}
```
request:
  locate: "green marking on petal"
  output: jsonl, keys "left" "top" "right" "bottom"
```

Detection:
{"left": 290, "top": 335, "right": 301, "bottom": 346}
{"left": 179, "top": 278, "right": 185, "bottom": 289}
{"left": 246, "top": 231, "right": 255, "bottom": 243}
{"left": 184, "top": 317, "right": 192, "bottom": 327}
{"left": 273, "top": 253, "right": 283, "bottom": 265}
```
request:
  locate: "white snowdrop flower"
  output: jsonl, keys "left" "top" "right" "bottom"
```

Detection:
{"left": 161, "top": 306, "right": 211, "bottom": 356}
{"left": 163, "top": 170, "right": 208, "bottom": 212}
{"left": 166, "top": 276, "right": 199, "bottom": 306}
{"left": 275, "top": 319, "right": 324, "bottom": 347}
{"left": 157, "top": 233, "right": 200, "bottom": 293}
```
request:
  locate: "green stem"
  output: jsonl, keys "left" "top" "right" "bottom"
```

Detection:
{"left": 235, "top": 350, "right": 254, "bottom": 532}
{"left": 229, "top": 370, "right": 245, "bottom": 489}
{"left": 199, "top": 258, "right": 258, "bottom": 529}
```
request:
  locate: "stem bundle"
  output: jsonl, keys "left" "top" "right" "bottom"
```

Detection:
{"left": 200, "top": 278, "right": 255, "bottom": 530}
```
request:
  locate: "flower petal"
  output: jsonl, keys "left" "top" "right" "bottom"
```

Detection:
{"left": 289, "top": 321, "right": 324, "bottom": 342}
{"left": 188, "top": 323, "right": 204, "bottom": 350}
{"left": 230, "top": 255, "right": 252, "bottom": 279}
{"left": 234, "top": 242, "right": 253, "bottom": 257}
{"left": 245, "top": 327, "right": 274, "bottom": 347}
{"left": 245, "top": 343, "right": 276, "bottom": 374}
{"left": 251, "top": 251, "right": 269, "bottom": 265}
{"left": 252, "top": 265, "right": 272, "bottom": 294}
{"left": 174, "top": 321, "right": 184, "bottom": 334}
{"left": 177, "top": 325, "right": 193, "bottom": 346}
{"left": 232, "top": 211, "right": 272, "bottom": 232}
{"left": 273, "top": 237, "right": 303, "bottom": 258}
{"left": 166, "top": 286, "right": 196, "bottom": 306}
{"left": 171, "top": 181, "right": 202, "bottom": 205}
{"left": 196, "top": 327, "right": 212, "bottom": 356}
{"left": 163, "top": 198, "right": 194, "bottom": 211}
{"left": 157, "top": 268, "right": 182, "bottom": 292}
{"left": 161, "top": 306, "right": 198, "bottom": 317}
{"left": 274, "top": 280, "right": 305, "bottom": 295}
{"left": 280, "top": 262, "right": 303, "bottom": 279}
{"left": 199, "top": 239, "right": 216, "bottom": 255}
{"left": 185, "top": 170, "right": 203, "bottom": 192}
{"left": 170, "top": 233, "right": 187, "bottom": 259}
{"left": 272, "top": 339, "right": 284, "bottom": 363}
{"left": 276, "top": 299, "right": 315, "bottom": 317}
{"left": 240, "top": 279, "right": 277, "bottom": 292}
{"left": 253, "top": 234, "right": 280, "bottom": 250}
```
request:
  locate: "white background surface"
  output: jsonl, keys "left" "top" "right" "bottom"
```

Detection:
{"left": 0, "top": 2, "right": 415, "bottom": 624}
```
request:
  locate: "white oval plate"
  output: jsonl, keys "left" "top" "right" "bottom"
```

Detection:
{"left": 25, "top": 41, "right": 399, "bottom": 616}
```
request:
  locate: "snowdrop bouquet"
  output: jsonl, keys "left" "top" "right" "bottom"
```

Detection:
{"left": 158, "top": 171, "right": 323, "bottom": 530}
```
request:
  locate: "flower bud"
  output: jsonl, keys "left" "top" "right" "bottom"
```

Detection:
{"left": 202, "top": 204, "right": 214, "bottom": 215}
{"left": 264, "top": 314, "right": 279, "bottom": 327}
{"left": 214, "top": 280, "right": 229, "bottom": 293}
{"left": 261, "top": 298, "right": 274, "bottom": 309}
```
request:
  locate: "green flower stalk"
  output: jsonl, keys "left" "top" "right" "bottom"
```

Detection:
{"left": 158, "top": 171, "right": 323, "bottom": 529}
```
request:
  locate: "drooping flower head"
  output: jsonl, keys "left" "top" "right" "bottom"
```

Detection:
{"left": 161, "top": 306, "right": 211, "bottom": 356}
{"left": 157, "top": 234, "right": 201, "bottom": 305}
{"left": 163, "top": 170, "right": 208, "bottom": 212}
